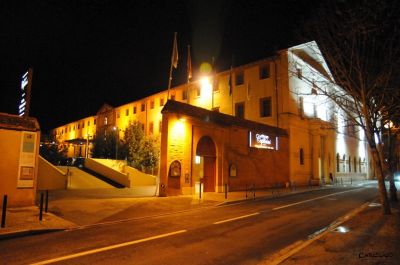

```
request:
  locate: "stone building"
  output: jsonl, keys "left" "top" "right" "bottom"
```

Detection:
{"left": 53, "top": 41, "right": 370, "bottom": 195}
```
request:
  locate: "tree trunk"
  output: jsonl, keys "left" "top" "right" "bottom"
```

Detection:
{"left": 371, "top": 148, "right": 391, "bottom": 214}
{"left": 389, "top": 177, "right": 398, "bottom": 202}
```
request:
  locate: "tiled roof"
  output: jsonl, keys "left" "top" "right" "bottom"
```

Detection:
{"left": 161, "top": 100, "right": 287, "bottom": 136}
{"left": 0, "top": 112, "right": 40, "bottom": 131}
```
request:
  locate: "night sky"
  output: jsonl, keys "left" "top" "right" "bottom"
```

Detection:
{"left": 0, "top": 0, "right": 315, "bottom": 133}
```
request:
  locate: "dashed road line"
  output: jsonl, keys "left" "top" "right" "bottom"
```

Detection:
{"left": 30, "top": 230, "right": 187, "bottom": 265}
{"left": 213, "top": 212, "right": 260, "bottom": 225}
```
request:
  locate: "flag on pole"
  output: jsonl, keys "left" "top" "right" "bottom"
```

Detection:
{"left": 172, "top": 32, "right": 178, "bottom": 69}
{"left": 187, "top": 45, "right": 192, "bottom": 82}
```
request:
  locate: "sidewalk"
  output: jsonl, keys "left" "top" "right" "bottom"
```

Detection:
{"left": 277, "top": 197, "right": 400, "bottom": 265}
{"left": 0, "top": 184, "right": 332, "bottom": 239}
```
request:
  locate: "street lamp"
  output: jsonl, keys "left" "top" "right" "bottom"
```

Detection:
{"left": 113, "top": 126, "right": 119, "bottom": 160}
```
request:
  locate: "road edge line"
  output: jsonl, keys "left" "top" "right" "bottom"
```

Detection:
{"left": 261, "top": 199, "right": 375, "bottom": 265}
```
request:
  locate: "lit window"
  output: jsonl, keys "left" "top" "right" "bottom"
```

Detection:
{"left": 259, "top": 64, "right": 270, "bottom": 79}
{"left": 235, "top": 102, "right": 245, "bottom": 119}
{"left": 195, "top": 155, "right": 201, "bottom": 164}
{"left": 235, "top": 71, "right": 244, "bottom": 86}
{"left": 104, "top": 117, "right": 108, "bottom": 125}
{"left": 260, "top": 97, "right": 272, "bottom": 117}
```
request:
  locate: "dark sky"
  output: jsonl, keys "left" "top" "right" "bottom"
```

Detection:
{"left": 0, "top": 0, "right": 314, "bottom": 132}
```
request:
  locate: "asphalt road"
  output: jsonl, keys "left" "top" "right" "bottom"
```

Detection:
{"left": 0, "top": 185, "right": 378, "bottom": 265}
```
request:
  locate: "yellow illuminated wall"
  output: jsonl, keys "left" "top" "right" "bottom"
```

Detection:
{"left": 52, "top": 41, "right": 370, "bottom": 183}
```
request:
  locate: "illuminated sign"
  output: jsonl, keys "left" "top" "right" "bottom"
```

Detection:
{"left": 249, "top": 131, "right": 278, "bottom": 150}
{"left": 18, "top": 69, "right": 33, "bottom": 117}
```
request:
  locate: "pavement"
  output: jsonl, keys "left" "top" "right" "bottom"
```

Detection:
{"left": 1, "top": 180, "right": 399, "bottom": 265}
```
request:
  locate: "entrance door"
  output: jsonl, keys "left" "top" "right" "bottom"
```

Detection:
{"left": 203, "top": 157, "right": 215, "bottom": 192}
{"left": 196, "top": 136, "right": 216, "bottom": 192}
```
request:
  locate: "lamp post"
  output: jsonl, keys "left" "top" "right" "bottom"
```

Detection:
{"left": 113, "top": 126, "right": 119, "bottom": 160}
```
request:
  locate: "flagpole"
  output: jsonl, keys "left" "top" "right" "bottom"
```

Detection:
{"left": 168, "top": 32, "right": 178, "bottom": 100}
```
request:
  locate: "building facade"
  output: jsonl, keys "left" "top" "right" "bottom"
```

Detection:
{"left": 53, "top": 41, "right": 371, "bottom": 194}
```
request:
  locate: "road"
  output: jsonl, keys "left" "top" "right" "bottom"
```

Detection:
{"left": 0, "top": 185, "right": 378, "bottom": 265}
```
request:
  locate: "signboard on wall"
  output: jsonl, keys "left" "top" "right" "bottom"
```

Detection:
{"left": 17, "top": 131, "right": 37, "bottom": 188}
{"left": 249, "top": 131, "right": 278, "bottom": 150}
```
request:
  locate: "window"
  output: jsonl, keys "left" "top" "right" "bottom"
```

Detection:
{"left": 348, "top": 156, "right": 351, "bottom": 172}
{"left": 73, "top": 126, "right": 75, "bottom": 131}
{"left": 160, "top": 98, "right": 165, "bottom": 106}
{"left": 94, "top": 119, "right": 96, "bottom": 125}
{"left": 300, "top": 148, "right": 304, "bottom": 165}
{"left": 260, "top": 97, "right": 272, "bottom": 117}
{"left": 196, "top": 87, "right": 201, "bottom": 97}
{"left": 88, "top": 121, "right": 90, "bottom": 126}
{"left": 235, "top": 71, "right": 244, "bottom": 86}
{"left": 149, "top": 122, "right": 154, "bottom": 134}
{"left": 296, "top": 65, "right": 302, "bottom": 79}
{"left": 133, "top": 106, "right": 137, "bottom": 114}
{"left": 141, "top": 103, "right": 145, "bottom": 112}
{"left": 259, "top": 64, "right": 270, "bottom": 79}
{"left": 171, "top": 94, "right": 176, "bottom": 101}
{"left": 150, "top": 100, "right": 155, "bottom": 109}
{"left": 354, "top": 157, "right": 357, "bottom": 173}
{"left": 82, "top": 122, "right": 85, "bottom": 128}
{"left": 336, "top": 153, "right": 340, "bottom": 172}
{"left": 182, "top": 89, "right": 188, "bottom": 100}
{"left": 104, "top": 117, "right": 108, "bottom": 125}
{"left": 235, "top": 102, "right": 245, "bottom": 119}
{"left": 311, "top": 82, "right": 317, "bottom": 95}
{"left": 299, "top": 96, "right": 304, "bottom": 117}
{"left": 126, "top": 109, "right": 129, "bottom": 116}
{"left": 117, "top": 112, "right": 120, "bottom": 119}
{"left": 78, "top": 124, "right": 80, "bottom": 129}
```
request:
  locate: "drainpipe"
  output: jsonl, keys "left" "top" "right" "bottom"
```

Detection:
{"left": 274, "top": 59, "right": 279, "bottom": 128}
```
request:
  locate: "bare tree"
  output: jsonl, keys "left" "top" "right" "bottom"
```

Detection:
{"left": 297, "top": 0, "right": 400, "bottom": 214}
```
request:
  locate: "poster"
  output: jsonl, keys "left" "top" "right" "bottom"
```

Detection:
{"left": 17, "top": 131, "right": 37, "bottom": 188}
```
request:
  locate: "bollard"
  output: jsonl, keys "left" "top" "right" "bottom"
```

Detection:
{"left": 224, "top": 183, "right": 228, "bottom": 199}
{"left": 1, "top": 195, "right": 7, "bottom": 228}
{"left": 45, "top": 190, "right": 49, "bottom": 213}
{"left": 199, "top": 183, "right": 202, "bottom": 200}
{"left": 39, "top": 192, "right": 44, "bottom": 221}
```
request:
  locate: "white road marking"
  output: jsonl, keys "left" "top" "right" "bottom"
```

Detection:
{"left": 213, "top": 212, "right": 260, "bottom": 225}
{"left": 272, "top": 189, "right": 362, "bottom": 210}
{"left": 30, "top": 230, "right": 187, "bottom": 265}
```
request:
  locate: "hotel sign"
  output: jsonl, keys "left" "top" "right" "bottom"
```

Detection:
{"left": 249, "top": 131, "right": 278, "bottom": 150}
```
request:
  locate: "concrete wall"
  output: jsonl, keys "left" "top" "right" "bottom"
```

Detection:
{"left": 0, "top": 129, "right": 39, "bottom": 207}
{"left": 93, "top": 158, "right": 156, "bottom": 186}
{"left": 85, "top": 158, "right": 130, "bottom": 187}
{"left": 37, "top": 156, "right": 67, "bottom": 190}
{"left": 124, "top": 166, "right": 156, "bottom": 186}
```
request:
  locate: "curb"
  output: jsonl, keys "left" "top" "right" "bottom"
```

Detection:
{"left": 0, "top": 228, "right": 66, "bottom": 241}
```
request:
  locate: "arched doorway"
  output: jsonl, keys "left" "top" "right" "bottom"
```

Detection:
{"left": 196, "top": 136, "right": 216, "bottom": 192}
